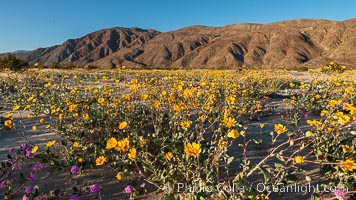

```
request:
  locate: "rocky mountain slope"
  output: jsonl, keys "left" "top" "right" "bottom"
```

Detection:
{"left": 6, "top": 18, "right": 356, "bottom": 69}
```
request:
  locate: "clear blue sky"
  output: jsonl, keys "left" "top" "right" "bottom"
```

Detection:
{"left": 0, "top": 0, "right": 355, "bottom": 53}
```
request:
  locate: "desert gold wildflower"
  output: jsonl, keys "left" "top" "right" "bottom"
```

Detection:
{"left": 69, "top": 104, "right": 77, "bottom": 112}
{"left": 228, "top": 129, "right": 240, "bottom": 139}
{"left": 116, "top": 138, "right": 130, "bottom": 152}
{"left": 31, "top": 146, "right": 38, "bottom": 154}
{"left": 341, "top": 145, "right": 353, "bottom": 153}
{"left": 338, "top": 114, "right": 351, "bottom": 125}
{"left": 341, "top": 158, "right": 356, "bottom": 171}
{"left": 218, "top": 139, "right": 228, "bottom": 149}
{"left": 305, "top": 131, "right": 313, "bottom": 137}
{"left": 180, "top": 120, "right": 192, "bottom": 131}
{"left": 329, "top": 100, "right": 338, "bottom": 107}
{"left": 46, "top": 140, "right": 56, "bottom": 147}
{"left": 140, "top": 137, "right": 146, "bottom": 147}
{"left": 295, "top": 156, "right": 304, "bottom": 164}
{"left": 128, "top": 148, "right": 137, "bottom": 160}
{"left": 4, "top": 120, "right": 13, "bottom": 128}
{"left": 59, "top": 114, "right": 65, "bottom": 122}
{"left": 96, "top": 156, "right": 108, "bottom": 166}
{"left": 141, "top": 94, "right": 148, "bottom": 100}
{"left": 73, "top": 142, "right": 79, "bottom": 147}
{"left": 345, "top": 86, "right": 354, "bottom": 94}
{"left": 119, "top": 121, "right": 128, "bottom": 129}
{"left": 83, "top": 113, "right": 89, "bottom": 120}
{"left": 97, "top": 97, "right": 105, "bottom": 104}
{"left": 320, "top": 110, "right": 328, "bottom": 117}
{"left": 32, "top": 126, "right": 37, "bottom": 131}
{"left": 12, "top": 105, "right": 20, "bottom": 111}
{"left": 116, "top": 172, "right": 123, "bottom": 180}
{"left": 225, "top": 96, "right": 237, "bottom": 104}
{"left": 223, "top": 117, "right": 236, "bottom": 128}
{"left": 106, "top": 137, "right": 118, "bottom": 150}
{"left": 184, "top": 142, "right": 201, "bottom": 158}
{"left": 274, "top": 124, "right": 287, "bottom": 134}
{"left": 165, "top": 152, "right": 173, "bottom": 160}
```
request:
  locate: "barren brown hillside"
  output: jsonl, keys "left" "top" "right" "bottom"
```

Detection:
{"left": 6, "top": 18, "right": 356, "bottom": 69}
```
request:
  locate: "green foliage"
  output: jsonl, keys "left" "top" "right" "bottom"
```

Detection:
{"left": 0, "top": 54, "right": 28, "bottom": 70}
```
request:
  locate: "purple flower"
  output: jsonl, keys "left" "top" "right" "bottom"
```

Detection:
{"left": 304, "top": 113, "right": 309, "bottom": 118}
{"left": 70, "top": 165, "right": 79, "bottom": 174}
{"left": 25, "top": 149, "right": 34, "bottom": 158}
{"left": 28, "top": 173, "right": 36, "bottom": 181}
{"left": 0, "top": 180, "right": 7, "bottom": 188}
{"left": 20, "top": 143, "right": 30, "bottom": 150}
{"left": 124, "top": 185, "right": 134, "bottom": 194}
{"left": 140, "top": 183, "right": 146, "bottom": 189}
{"left": 22, "top": 195, "right": 30, "bottom": 200}
{"left": 68, "top": 194, "right": 80, "bottom": 200}
{"left": 334, "top": 189, "right": 348, "bottom": 199}
{"left": 33, "top": 163, "right": 43, "bottom": 171}
{"left": 11, "top": 164, "right": 21, "bottom": 171}
{"left": 9, "top": 147, "right": 17, "bottom": 153}
{"left": 24, "top": 185, "right": 34, "bottom": 193}
{"left": 89, "top": 184, "right": 101, "bottom": 194}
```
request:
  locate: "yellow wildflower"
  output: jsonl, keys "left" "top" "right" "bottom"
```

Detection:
{"left": 180, "top": 120, "right": 192, "bottom": 131}
{"left": 218, "top": 139, "right": 228, "bottom": 149}
{"left": 140, "top": 137, "right": 146, "bottom": 147}
{"left": 329, "top": 100, "right": 338, "bottom": 107}
{"left": 31, "top": 146, "right": 38, "bottom": 154}
{"left": 106, "top": 137, "right": 118, "bottom": 150}
{"left": 12, "top": 105, "right": 20, "bottom": 111}
{"left": 295, "top": 156, "right": 304, "bottom": 164}
{"left": 223, "top": 117, "right": 236, "bottom": 128}
{"left": 341, "top": 145, "right": 353, "bottom": 153}
{"left": 116, "top": 138, "right": 130, "bottom": 152}
{"left": 4, "top": 120, "right": 13, "bottom": 128}
{"left": 83, "top": 113, "right": 89, "bottom": 120}
{"left": 320, "top": 110, "right": 328, "bottom": 117}
{"left": 128, "top": 148, "right": 137, "bottom": 160}
{"left": 141, "top": 94, "right": 148, "bottom": 100}
{"left": 274, "top": 124, "right": 287, "bottom": 134}
{"left": 165, "top": 152, "right": 173, "bottom": 160}
{"left": 118, "top": 121, "right": 128, "bottom": 129}
{"left": 59, "top": 114, "right": 65, "bottom": 122}
{"left": 228, "top": 129, "right": 240, "bottom": 139}
{"left": 116, "top": 172, "right": 123, "bottom": 181}
{"left": 98, "top": 97, "right": 105, "bottom": 104}
{"left": 46, "top": 140, "right": 56, "bottom": 147}
{"left": 305, "top": 131, "right": 313, "bottom": 137}
{"left": 5, "top": 113, "right": 13, "bottom": 118}
{"left": 341, "top": 158, "right": 356, "bottom": 171}
{"left": 96, "top": 156, "right": 108, "bottom": 166}
{"left": 184, "top": 142, "right": 201, "bottom": 158}
{"left": 73, "top": 142, "right": 79, "bottom": 147}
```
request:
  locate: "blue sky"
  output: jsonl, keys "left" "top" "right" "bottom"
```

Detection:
{"left": 0, "top": 0, "right": 355, "bottom": 53}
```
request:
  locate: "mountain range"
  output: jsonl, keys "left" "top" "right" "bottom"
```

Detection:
{"left": 4, "top": 18, "right": 356, "bottom": 69}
